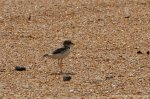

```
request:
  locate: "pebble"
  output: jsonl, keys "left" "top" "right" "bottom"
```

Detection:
{"left": 147, "top": 51, "right": 149, "bottom": 55}
{"left": 137, "top": 51, "right": 143, "bottom": 54}
{"left": 15, "top": 66, "right": 26, "bottom": 71}
{"left": 63, "top": 75, "right": 71, "bottom": 81}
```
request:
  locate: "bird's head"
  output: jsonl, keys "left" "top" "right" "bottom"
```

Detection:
{"left": 63, "top": 40, "right": 75, "bottom": 47}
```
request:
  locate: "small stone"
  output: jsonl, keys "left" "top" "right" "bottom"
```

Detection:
{"left": 97, "top": 19, "right": 102, "bottom": 21}
{"left": 28, "top": 15, "right": 31, "bottom": 21}
{"left": 63, "top": 75, "right": 71, "bottom": 81}
{"left": 147, "top": 51, "right": 149, "bottom": 55}
{"left": 105, "top": 73, "right": 115, "bottom": 80}
{"left": 0, "top": 69, "right": 6, "bottom": 72}
{"left": 15, "top": 66, "right": 26, "bottom": 71}
{"left": 106, "top": 75, "right": 114, "bottom": 80}
{"left": 137, "top": 51, "right": 143, "bottom": 54}
{"left": 118, "top": 74, "right": 124, "bottom": 77}
{"left": 124, "top": 16, "right": 130, "bottom": 18}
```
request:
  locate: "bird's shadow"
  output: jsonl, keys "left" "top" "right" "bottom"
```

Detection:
{"left": 50, "top": 72, "right": 76, "bottom": 75}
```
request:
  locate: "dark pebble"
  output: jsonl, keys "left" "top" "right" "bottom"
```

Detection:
{"left": 97, "top": 19, "right": 102, "bottom": 21}
{"left": 63, "top": 75, "right": 71, "bottom": 81}
{"left": 118, "top": 74, "right": 124, "bottom": 77}
{"left": 15, "top": 66, "right": 26, "bottom": 71}
{"left": 105, "top": 75, "right": 114, "bottom": 80}
{"left": 137, "top": 51, "right": 143, "bottom": 54}
{"left": 147, "top": 51, "right": 150, "bottom": 55}
{"left": 124, "top": 16, "right": 130, "bottom": 18}
{"left": 0, "top": 69, "right": 6, "bottom": 72}
{"left": 28, "top": 15, "right": 31, "bottom": 21}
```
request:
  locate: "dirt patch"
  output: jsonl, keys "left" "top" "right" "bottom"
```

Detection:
{"left": 0, "top": 0, "right": 150, "bottom": 98}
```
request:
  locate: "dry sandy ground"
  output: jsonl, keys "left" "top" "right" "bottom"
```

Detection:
{"left": 0, "top": 0, "right": 150, "bottom": 98}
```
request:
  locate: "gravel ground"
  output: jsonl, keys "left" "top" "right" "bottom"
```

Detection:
{"left": 0, "top": 0, "right": 150, "bottom": 98}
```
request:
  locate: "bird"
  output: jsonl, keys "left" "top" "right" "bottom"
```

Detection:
{"left": 43, "top": 40, "right": 75, "bottom": 73}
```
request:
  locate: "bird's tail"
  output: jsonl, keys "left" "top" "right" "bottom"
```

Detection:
{"left": 43, "top": 54, "right": 49, "bottom": 57}
{"left": 43, "top": 53, "right": 53, "bottom": 58}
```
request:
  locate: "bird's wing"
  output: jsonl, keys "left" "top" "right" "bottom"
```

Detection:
{"left": 52, "top": 47, "right": 66, "bottom": 54}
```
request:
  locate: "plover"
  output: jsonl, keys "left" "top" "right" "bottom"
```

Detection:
{"left": 43, "top": 40, "right": 74, "bottom": 73}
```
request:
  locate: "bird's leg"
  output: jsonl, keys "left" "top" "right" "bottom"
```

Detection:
{"left": 58, "top": 59, "right": 62, "bottom": 73}
{"left": 59, "top": 59, "right": 63, "bottom": 74}
{"left": 58, "top": 59, "right": 60, "bottom": 65}
{"left": 58, "top": 59, "right": 63, "bottom": 65}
